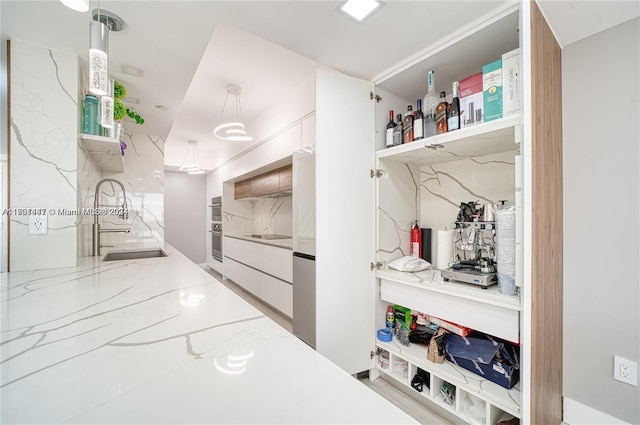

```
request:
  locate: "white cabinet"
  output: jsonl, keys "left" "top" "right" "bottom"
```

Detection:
{"left": 223, "top": 236, "right": 293, "bottom": 317}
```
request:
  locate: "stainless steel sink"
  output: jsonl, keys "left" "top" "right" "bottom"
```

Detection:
{"left": 102, "top": 248, "right": 168, "bottom": 261}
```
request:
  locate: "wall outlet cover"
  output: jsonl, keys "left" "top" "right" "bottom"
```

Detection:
{"left": 28, "top": 214, "right": 48, "bottom": 235}
{"left": 614, "top": 355, "right": 638, "bottom": 386}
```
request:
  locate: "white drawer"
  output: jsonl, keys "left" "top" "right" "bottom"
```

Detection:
{"left": 262, "top": 244, "right": 292, "bottom": 283}
{"left": 263, "top": 274, "right": 293, "bottom": 318}
{"left": 224, "top": 257, "right": 263, "bottom": 299}
{"left": 380, "top": 278, "right": 520, "bottom": 342}
{"left": 224, "top": 236, "right": 263, "bottom": 269}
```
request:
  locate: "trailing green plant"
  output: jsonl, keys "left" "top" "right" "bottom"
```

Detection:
{"left": 114, "top": 99, "right": 126, "bottom": 121}
{"left": 114, "top": 81, "right": 127, "bottom": 100}
{"left": 112, "top": 80, "right": 144, "bottom": 125}
{"left": 126, "top": 108, "right": 144, "bottom": 125}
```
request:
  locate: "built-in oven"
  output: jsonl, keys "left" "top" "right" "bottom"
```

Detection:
{"left": 210, "top": 196, "right": 222, "bottom": 223}
{"left": 210, "top": 222, "right": 222, "bottom": 262}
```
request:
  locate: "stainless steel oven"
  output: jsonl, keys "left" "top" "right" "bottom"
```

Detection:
{"left": 210, "top": 196, "right": 222, "bottom": 223}
{"left": 210, "top": 222, "right": 222, "bottom": 262}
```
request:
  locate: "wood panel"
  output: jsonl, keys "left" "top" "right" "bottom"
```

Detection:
{"left": 530, "top": 2, "right": 563, "bottom": 423}
{"left": 234, "top": 179, "right": 251, "bottom": 200}
{"left": 278, "top": 165, "right": 292, "bottom": 192}
{"left": 251, "top": 169, "right": 280, "bottom": 197}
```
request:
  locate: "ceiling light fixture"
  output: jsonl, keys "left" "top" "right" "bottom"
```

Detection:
{"left": 88, "top": 8, "right": 123, "bottom": 96}
{"left": 59, "top": 0, "right": 89, "bottom": 12}
{"left": 340, "top": 0, "right": 381, "bottom": 22}
{"left": 180, "top": 140, "right": 206, "bottom": 175}
{"left": 213, "top": 84, "right": 253, "bottom": 142}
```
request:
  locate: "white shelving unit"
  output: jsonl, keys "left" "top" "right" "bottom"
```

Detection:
{"left": 80, "top": 133, "right": 124, "bottom": 173}
{"left": 375, "top": 339, "right": 519, "bottom": 425}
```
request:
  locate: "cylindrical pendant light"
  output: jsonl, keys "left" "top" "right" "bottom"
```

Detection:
{"left": 101, "top": 78, "right": 114, "bottom": 129}
{"left": 89, "top": 19, "right": 109, "bottom": 96}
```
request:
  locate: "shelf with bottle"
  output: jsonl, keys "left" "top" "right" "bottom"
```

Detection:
{"left": 376, "top": 113, "right": 520, "bottom": 167}
{"left": 375, "top": 338, "right": 521, "bottom": 423}
{"left": 80, "top": 133, "right": 124, "bottom": 172}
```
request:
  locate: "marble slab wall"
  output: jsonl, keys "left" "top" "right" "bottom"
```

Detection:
{"left": 9, "top": 39, "right": 78, "bottom": 271}
{"left": 377, "top": 151, "right": 515, "bottom": 264}
{"left": 250, "top": 196, "right": 292, "bottom": 236}
{"left": 85, "top": 133, "right": 165, "bottom": 252}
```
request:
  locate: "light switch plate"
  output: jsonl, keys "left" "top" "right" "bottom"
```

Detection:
{"left": 28, "top": 215, "right": 48, "bottom": 235}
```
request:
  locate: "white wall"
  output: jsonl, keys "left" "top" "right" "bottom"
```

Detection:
{"left": 164, "top": 171, "right": 206, "bottom": 264}
{"left": 562, "top": 18, "right": 639, "bottom": 425}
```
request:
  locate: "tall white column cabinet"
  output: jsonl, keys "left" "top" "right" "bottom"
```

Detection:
{"left": 312, "top": 2, "right": 563, "bottom": 424}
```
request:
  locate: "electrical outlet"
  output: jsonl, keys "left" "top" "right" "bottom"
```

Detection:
{"left": 614, "top": 355, "right": 638, "bottom": 386}
{"left": 28, "top": 214, "right": 48, "bottom": 235}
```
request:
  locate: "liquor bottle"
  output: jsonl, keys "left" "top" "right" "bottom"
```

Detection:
{"left": 414, "top": 99, "right": 424, "bottom": 140}
{"left": 423, "top": 70, "right": 438, "bottom": 138}
{"left": 448, "top": 81, "right": 461, "bottom": 131}
{"left": 403, "top": 105, "right": 414, "bottom": 143}
{"left": 435, "top": 91, "right": 449, "bottom": 134}
{"left": 385, "top": 110, "right": 396, "bottom": 148}
{"left": 392, "top": 113, "right": 403, "bottom": 146}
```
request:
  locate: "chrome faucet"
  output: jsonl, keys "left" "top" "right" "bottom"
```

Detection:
{"left": 92, "top": 178, "right": 131, "bottom": 256}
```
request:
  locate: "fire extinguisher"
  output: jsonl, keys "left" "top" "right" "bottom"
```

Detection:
{"left": 410, "top": 220, "right": 422, "bottom": 258}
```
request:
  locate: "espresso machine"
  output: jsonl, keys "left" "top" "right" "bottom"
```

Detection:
{"left": 441, "top": 202, "right": 498, "bottom": 289}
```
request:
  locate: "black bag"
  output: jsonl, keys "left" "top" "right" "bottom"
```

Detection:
{"left": 409, "top": 324, "right": 437, "bottom": 344}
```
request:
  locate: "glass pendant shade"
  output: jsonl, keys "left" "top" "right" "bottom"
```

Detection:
{"left": 59, "top": 0, "right": 89, "bottom": 12}
{"left": 89, "top": 19, "right": 109, "bottom": 96}
{"left": 101, "top": 78, "right": 114, "bottom": 129}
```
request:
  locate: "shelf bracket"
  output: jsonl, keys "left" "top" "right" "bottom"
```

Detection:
{"left": 369, "top": 91, "right": 382, "bottom": 103}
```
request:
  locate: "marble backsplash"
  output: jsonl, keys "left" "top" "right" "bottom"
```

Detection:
{"left": 80, "top": 133, "right": 165, "bottom": 255}
{"left": 377, "top": 150, "right": 516, "bottom": 263}
{"left": 9, "top": 39, "right": 78, "bottom": 271}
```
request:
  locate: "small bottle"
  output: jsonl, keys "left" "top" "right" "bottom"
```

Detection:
{"left": 386, "top": 306, "right": 395, "bottom": 330}
{"left": 82, "top": 94, "right": 100, "bottom": 136}
{"left": 423, "top": 70, "right": 438, "bottom": 138}
{"left": 385, "top": 110, "right": 396, "bottom": 148}
{"left": 448, "top": 81, "right": 461, "bottom": 131}
{"left": 414, "top": 99, "right": 424, "bottom": 140}
{"left": 392, "top": 113, "right": 403, "bottom": 146}
{"left": 435, "top": 91, "right": 449, "bottom": 134}
{"left": 403, "top": 105, "right": 414, "bottom": 143}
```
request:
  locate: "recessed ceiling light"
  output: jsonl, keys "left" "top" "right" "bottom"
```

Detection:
{"left": 340, "top": 0, "right": 381, "bottom": 22}
{"left": 154, "top": 105, "right": 169, "bottom": 111}
{"left": 121, "top": 65, "right": 144, "bottom": 78}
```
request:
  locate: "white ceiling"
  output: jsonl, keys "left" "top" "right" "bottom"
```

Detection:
{"left": 2, "top": 1, "right": 638, "bottom": 173}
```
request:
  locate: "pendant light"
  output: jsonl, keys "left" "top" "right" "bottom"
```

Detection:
{"left": 180, "top": 140, "right": 205, "bottom": 175}
{"left": 213, "top": 84, "right": 253, "bottom": 142}
{"left": 89, "top": 16, "right": 109, "bottom": 96}
{"left": 101, "top": 78, "right": 114, "bottom": 129}
{"left": 59, "top": 0, "right": 89, "bottom": 12}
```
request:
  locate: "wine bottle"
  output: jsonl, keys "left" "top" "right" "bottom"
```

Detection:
{"left": 403, "top": 105, "right": 414, "bottom": 143}
{"left": 393, "top": 113, "right": 403, "bottom": 146}
{"left": 447, "top": 81, "right": 461, "bottom": 131}
{"left": 385, "top": 110, "right": 396, "bottom": 148}
{"left": 435, "top": 91, "right": 449, "bottom": 134}
{"left": 423, "top": 70, "right": 438, "bottom": 138}
{"left": 414, "top": 99, "right": 424, "bottom": 140}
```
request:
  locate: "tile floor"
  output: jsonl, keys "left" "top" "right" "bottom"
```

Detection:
{"left": 206, "top": 268, "right": 452, "bottom": 425}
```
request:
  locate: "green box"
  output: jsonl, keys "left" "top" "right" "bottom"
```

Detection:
{"left": 483, "top": 59, "right": 503, "bottom": 122}
{"left": 393, "top": 305, "right": 412, "bottom": 329}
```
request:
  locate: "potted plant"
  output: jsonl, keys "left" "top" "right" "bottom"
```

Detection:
{"left": 113, "top": 81, "right": 145, "bottom": 155}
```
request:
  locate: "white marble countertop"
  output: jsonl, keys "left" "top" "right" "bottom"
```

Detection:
{"left": 224, "top": 233, "right": 293, "bottom": 249}
{"left": 0, "top": 243, "right": 414, "bottom": 424}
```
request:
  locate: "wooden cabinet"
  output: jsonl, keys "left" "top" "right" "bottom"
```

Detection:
{"left": 234, "top": 179, "right": 251, "bottom": 200}
{"left": 234, "top": 165, "right": 293, "bottom": 199}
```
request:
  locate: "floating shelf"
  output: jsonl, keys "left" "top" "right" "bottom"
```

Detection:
{"left": 376, "top": 114, "right": 521, "bottom": 167}
{"left": 80, "top": 133, "right": 124, "bottom": 173}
